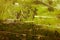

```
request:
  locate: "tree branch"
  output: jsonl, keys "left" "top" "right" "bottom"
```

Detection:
{"left": 33, "top": 1, "right": 54, "bottom": 9}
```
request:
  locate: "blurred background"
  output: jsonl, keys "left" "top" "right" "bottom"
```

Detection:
{"left": 0, "top": 0, "right": 60, "bottom": 40}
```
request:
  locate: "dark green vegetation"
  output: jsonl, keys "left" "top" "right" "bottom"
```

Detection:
{"left": 0, "top": 22, "right": 60, "bottom": 40}
{"left": 0, "top": 0, "right": 60, "bottom": 40}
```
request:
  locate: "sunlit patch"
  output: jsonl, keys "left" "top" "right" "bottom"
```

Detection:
{"left": 21, "top": 34, "right": 26, "bottom": 36}
{"left": 14, "top": 2, "right": 19, "bottom": 6}
{"left": 24, "top": 21, "right": 34, "bottom": 22}
{"left": 55, "top": 24, "right": 60, "bottom": 28}
{"left": 56, "top": 26, "right": 60, "bottom": 28}
{"left": 36, "top": 24, "right": 50, "bottom": 27}
{"left": 52, "top": 0, "right": 55, "bottom": 1}
{"left": 34, "top": 15, "right": 55, "bottom": 18}
{"left": 54, "top": 4, "right": 60, "bottom": 10}
{"left": 21, "top": 0, "right": 26, "bottom": 1}
{"left": 52, "top": 0, "right": 54, "bottom": 1}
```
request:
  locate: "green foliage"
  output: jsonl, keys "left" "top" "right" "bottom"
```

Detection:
{"left": 0, "top": 0, "right": 60, "bottom": 40}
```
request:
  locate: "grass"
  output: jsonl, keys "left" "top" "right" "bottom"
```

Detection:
{"left": 0, "top": 0, "right": 60, "bottom": 40}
